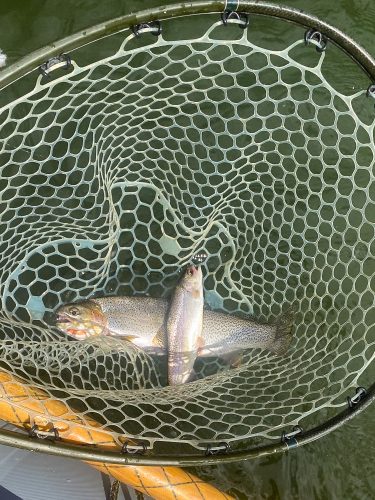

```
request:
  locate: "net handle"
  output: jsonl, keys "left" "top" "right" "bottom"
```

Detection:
{"left": 0, "top": 0, "right": 375, "bottom": 90}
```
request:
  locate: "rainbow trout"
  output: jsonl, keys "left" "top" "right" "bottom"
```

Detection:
{"left": 56, "top": 294, "right": 293, "bottom": 360}
{"left": 166, "top": 265, "right": 203, "bottom": 385}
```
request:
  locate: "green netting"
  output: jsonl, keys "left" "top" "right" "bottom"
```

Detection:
{"left": 0, "top": 12, "right": 374, "bottom": 453}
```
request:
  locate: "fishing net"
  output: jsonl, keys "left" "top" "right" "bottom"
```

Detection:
{"left": 0, "top": 2, "right": 374, "bottom": 458}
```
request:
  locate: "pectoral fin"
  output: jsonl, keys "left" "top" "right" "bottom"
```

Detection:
{"left": 108, "top": 332, "right": 138, "bottom": 342}
{"left": 152, "top": 325, "right": 167, "bottom": 348}
{"left": 197, "top": 336, "right": 205, "bottom": 350}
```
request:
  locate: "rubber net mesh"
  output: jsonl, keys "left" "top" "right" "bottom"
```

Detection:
{"left": 0, "top": 15, "right": 374, "bottom": 452}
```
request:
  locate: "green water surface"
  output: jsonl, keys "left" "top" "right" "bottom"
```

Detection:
{"left": 0, "top": 1, "right": 374, "bottom": 499}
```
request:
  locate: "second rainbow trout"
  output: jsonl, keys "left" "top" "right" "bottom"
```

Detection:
{"left": 56, "top": 291, "right": 294, "bottom": 363}
{"left": 166, "top": 265, "right": 203, "bottom": 385}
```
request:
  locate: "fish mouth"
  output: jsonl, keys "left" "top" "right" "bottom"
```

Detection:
{"left": 187, "top": 265, "right": 199, "bottom": 275}
{"left": 55, "top": 314, "right": 88, "bottom": 340}
{"left": 55, "top": 312, "right": 73, "bottom": 325}
{"left": 187, "top": 265, "right": 203, "bottom": 280}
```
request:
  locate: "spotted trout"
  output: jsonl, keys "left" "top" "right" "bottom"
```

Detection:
{"left": 166, "top": 265, "right": 203, "bottom": 385}
{"left": 56, "top": 292, "right": 293, "bottom": 361}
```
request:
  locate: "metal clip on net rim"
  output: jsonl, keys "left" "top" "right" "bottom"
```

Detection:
{"left": 39, "top": 53, "right": 72, "bottom": 78}
{"left": 304, "top": 28, "right": 328, "bottom": 52}
{"left": 121, "top": 441, "right": 148, "bottom": 455}
{"left": 131, "top": 21, "right": 162, "bottom": 37}
{"left": 29, "top": 424, "right": 60, "bottom": 441}
{"left": 205, "top": 442, "right": 231, "bottom": 456}
{"left": 221, "top": 10, "right": 249, "bottom": 28}
{"left": 281, "top": 426, "right": 303, "bottom": 449}
{"left": 347, "top": 387, "right": 367, "bottom": 409}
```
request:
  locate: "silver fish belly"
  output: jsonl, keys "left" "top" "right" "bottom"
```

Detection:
{"left": 166, "top": 266, "right": 203, "bottom": 385}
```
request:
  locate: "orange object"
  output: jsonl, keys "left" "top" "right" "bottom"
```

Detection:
{"left": 0, "top": 371, "right": 233, "bottom": 499}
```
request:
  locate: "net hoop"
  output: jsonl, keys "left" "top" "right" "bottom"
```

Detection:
{"left": 0, "top": 0, "right": 374, "bottom": 464}
{"left": 1, "top": 0, "right": 375, "bottom": 90}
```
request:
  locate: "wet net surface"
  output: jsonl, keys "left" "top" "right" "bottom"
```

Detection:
{"left": 0, "top": 15, "right": 374, "bottom": 452}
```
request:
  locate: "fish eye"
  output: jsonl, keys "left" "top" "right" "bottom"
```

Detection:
{"left": 69, "top": 307, "right": 80, "bottom": 316}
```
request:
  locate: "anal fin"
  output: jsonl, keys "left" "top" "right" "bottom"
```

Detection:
{"left": 219, "top": 350, "right": 244, "bottom": 368}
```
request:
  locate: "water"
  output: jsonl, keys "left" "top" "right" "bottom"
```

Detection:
{"left": 0, "top": 0, "right": 374, "bottom": 499}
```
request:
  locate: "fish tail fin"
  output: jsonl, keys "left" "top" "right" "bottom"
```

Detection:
{"left": 269, "top": 308, "right": 294, "bottom": 356}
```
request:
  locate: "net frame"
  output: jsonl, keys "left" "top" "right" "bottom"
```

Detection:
{"left": 0, "top": 0, "right": 374, "bottom": 465}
